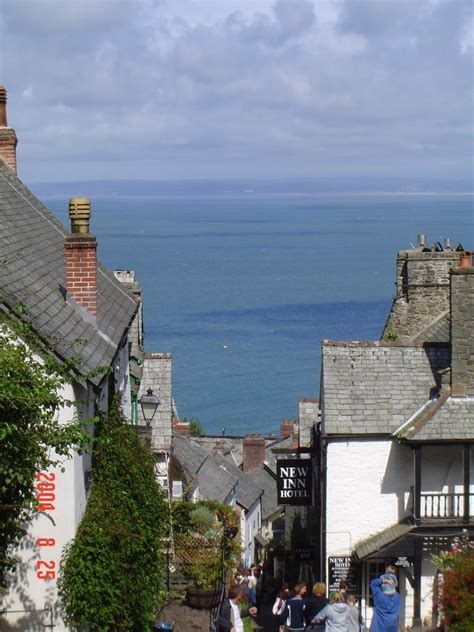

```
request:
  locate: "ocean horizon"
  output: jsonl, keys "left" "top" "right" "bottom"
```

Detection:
{"left": 37, "top": 185, "right": 473, "bottom": 435}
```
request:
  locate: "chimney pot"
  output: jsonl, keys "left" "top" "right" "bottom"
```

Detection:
{"left": 69, "top": 197, "right": 91, "bottom": 234}
{"left": 417, "top": 234, "right": 426, "bottom": 248}
{"left": 0, "top": 86, "right": 7, "bottom": 126}
{"left": 0, "top": 86, "right": 18, "bottom": 174}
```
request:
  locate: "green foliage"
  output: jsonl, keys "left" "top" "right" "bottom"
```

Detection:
{"left": 436, "top": 540, "right": 474, "bottom": 631}
{"left": 384, "top": 329, "right": 398, "bottom": 342}
{"left": 58, "top": 399, "right": 169, "bottom": 631}
{"left": 0, "top": 318, "right": 88, "bottom": 586}
{"left": 181, "top": 417, "right": 204, "bottom": 437}
{"left": 172, "top": 500, "right": 241, "bottom": 590}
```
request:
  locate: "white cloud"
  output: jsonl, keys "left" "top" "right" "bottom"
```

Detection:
{"left": 0, "top": 0, "right": 472, "bottom": 182}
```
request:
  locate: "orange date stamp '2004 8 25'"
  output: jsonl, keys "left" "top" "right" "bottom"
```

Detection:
{"left": 35, "top": 472, "right": 57, "bottom": 581}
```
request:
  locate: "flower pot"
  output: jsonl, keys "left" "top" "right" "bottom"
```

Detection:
{"left": 186, "top": 585, "right": 221, "bottom": 609}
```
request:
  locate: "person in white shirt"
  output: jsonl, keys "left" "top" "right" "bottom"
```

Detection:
{"left": 215, "top": 584, "right": 258, "bottom": 632}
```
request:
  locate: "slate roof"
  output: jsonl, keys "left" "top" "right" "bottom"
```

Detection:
{"left": 322, "top": 341, "right": 450, "bottom": 435}
{"left": 247, "top": 465, "right": 280, "bottom": 522}
{"left": 411, "top": 311, "right": 450, "bottom": 344}
{"left": 354, "top": 523, "right": 413, "bottom": 559}
{"left": 0, "top": 163, "right": 137, "bottom": 384}
{"left": 172, "top": 436, "right": 264, "bottom": 510}
{"left": 172, "top": 436, "right": 238, "bottom": 504}
{"left": 398, "top": 396, "right": 474, "bottom": 441}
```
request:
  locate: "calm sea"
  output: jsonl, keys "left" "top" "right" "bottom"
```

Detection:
{"left": 44, "top": 193, "right": 473, "bottom": 435}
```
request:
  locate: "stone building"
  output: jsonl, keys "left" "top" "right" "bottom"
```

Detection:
{"left": 314, "top": 238, "right": 473, "bottom": 630}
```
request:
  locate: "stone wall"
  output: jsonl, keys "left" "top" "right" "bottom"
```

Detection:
{"left": 298, "top": 398, "right": 319, "bottom": 447}
{"left": 450, "top": 267, "right": 474, "bottom": 396}
{"left": 383, "top": 249, "right": 461, "bottom": 341}
{"left": 138, "top": 353, "right": 173, "bottom": 451}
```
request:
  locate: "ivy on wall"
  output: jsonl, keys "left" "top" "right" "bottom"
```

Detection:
{"left": 0, "top": 314, "right": 88, "bottom": 587}
{"left": 58, "top": 399, "right": 169, "bottom": 631}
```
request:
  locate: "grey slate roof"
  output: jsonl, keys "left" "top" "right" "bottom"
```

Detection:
{"left": 411, "top": 311, "right": 450, "bottom": 344}
{"left": 0, "top": 164, "right": 137, "bottom": 384}
{"left": 354, "top": 523, "right": 412, "bottom": 559}
{"left": 322, "top": 341, "right": 450, "bottom": 435}
{"left": 400, "top": 396, "right": 474, "bottom": 441}
{"left": 213, "top": 454, "right": 263, "bottom": 510}
{"left": 247, "top": 465, "right": 280, "bottom": 522}
{"left": 172, "top": 436, "right": 264, "bottom": 510}
{"left": 172, "top": 436, "right": 239, "bottom": 504}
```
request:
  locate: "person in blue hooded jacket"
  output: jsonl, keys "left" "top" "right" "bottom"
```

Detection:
{"left": 370, "top": 571, "right": 401, "bottom": 632}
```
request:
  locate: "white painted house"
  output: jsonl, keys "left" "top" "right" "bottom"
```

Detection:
{"left": 314, "top": 239, "right": 474, "bottom": 630}
{"left": 0, "top": 87, "right": 140, "bottom": 630}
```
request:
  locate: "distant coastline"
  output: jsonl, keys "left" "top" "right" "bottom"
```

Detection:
{"left": 28, "top": 176, "right": 474, "bottom": 200}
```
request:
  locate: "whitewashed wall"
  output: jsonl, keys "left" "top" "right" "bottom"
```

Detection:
{"left": 243, "top": 499, "right": 261, "bottom": 567}
{"left": 326, "top": 439, "right": 412, "bottom": 556}
{"left": 5, "top": 380, "right": 90, "bottom": 632}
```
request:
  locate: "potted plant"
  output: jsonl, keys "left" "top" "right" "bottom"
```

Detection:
{"left": 184, "top": 507, "right": 223, "bottom": 609}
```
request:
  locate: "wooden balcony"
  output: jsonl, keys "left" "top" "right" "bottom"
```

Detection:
{"left": 420, "top": 492, "right": 473, "bottom": 519}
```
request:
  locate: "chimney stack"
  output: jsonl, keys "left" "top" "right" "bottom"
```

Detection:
{"left": 64, "top": 198, "right": 98, "bottom": 317}
{"left": 242, "top": 434, "right": 265, "bottom": 473}
{"left": 0, "top": 86, "right": 18, "bottom": 174}
{"left": 450, "top": 264, "right": 474, "bottom": 396}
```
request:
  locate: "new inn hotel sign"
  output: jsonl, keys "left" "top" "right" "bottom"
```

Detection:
{"left": 276, "top": 459, "right": 312, "bottom": 506}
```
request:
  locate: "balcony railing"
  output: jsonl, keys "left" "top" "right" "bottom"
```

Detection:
{"left": 419, "top": 492, "right": 473, "bottom": 519}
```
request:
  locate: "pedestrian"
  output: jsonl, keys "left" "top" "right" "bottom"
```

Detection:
{"left": 338, "top": 580, "right": 350, "bottom": 603}
{"left": 247, "top": 567, "right": 258, "bottom": 606}
{"left": 215, "top": 584, "right": 257, "bottom": 632}
{"left": 346, "top": 595, "right": 364, "bottom": 632}
{"left": 283, "top": 583, "right": 307, "bottom": 631}
{"left": 311, "top": 591, "right": 349, "bottom": 632}
{"left": 272, "top": 588, "right": 287, "bottom": 632}
{"left": 369, "top": 568, "right": 401, "bottom": 632}
{"left": 304, "top": 581, "right": 328, "bottom": 631}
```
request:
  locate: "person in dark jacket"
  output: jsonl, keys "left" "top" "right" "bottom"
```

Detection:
{"left": 215, "top": 584, "right": 257, "bottom": 632}
{"left": 283, "top": 583, "right": 307, "bottom": 631}
{"left": 304, "top": 581, "right": 328, "bottom": 630}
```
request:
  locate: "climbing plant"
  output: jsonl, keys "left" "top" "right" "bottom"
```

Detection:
{"left": 0, "top": 313, "right": 88, "bottom": 587}
{"left": 58, "top": 399, "right": 169, "bottom": 631}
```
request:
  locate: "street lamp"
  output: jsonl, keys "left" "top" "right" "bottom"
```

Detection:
{"left": 140, "top": 388, "right": 160, "bottom": 426}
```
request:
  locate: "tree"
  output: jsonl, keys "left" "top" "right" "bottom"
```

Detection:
{"left": 0, "top": 317, "right": 87, "bottom": 587}
{"left": 58, "top": 399, "right": 169, "bottom": 631}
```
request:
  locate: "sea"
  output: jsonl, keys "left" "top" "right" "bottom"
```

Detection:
{"left": 40, "top": 190, "right": 473, "bottom": 436}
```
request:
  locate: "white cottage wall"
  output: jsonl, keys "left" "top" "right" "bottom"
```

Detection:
{"left": 326, "top": 438, "right": 412, "bottom": 555}
{"left": 5, "top": 380, "right": 90, "bottom": 632}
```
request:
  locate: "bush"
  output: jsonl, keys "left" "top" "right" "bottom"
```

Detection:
{"left": 439, "top": 548, "right": 474, "bottom": 631}
{"left": 58, "top": 400, "right": 169, "bottom": 631}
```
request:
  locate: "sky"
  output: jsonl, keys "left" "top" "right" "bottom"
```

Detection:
{"left": 1, "top": 0, "right": 473, "bottom": 183}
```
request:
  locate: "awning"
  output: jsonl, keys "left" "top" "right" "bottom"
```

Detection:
{"left": 354, "top": 523, "right": 413, "bottom": 560}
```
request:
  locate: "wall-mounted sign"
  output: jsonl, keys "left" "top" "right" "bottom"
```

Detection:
{"left": 276, "top": 459, "right": 312, "bottom": 506}
{"left": 295, "top": 546, "right": 313, "bottom": 561}
{"left": 328, "top": 556, "right": 360, "bottom": 596}
{"left": 393, "top": 556, "right": 414, "bottom": 568}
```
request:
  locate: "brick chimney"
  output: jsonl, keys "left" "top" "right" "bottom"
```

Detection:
{"left": 450, "top": 262, "right": 474, "bottom": 396}
{"left": 0, "top": 86, "right": 18, "bottom": 174}
{"left": 64, "top": 198, "right": 98, "bottom": 317}
{"left": 242, "top": 434, "right": 265, "bottom": 473}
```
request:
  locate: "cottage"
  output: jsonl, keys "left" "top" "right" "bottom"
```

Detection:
{"left": 316, "top": 238, "right": 473, "bottom": 629}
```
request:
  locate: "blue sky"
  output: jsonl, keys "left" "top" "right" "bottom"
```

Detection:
{"left": 1, "top": 0, "right": 473, "bottom": 183}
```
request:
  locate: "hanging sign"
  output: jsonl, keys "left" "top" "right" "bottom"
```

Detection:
{"left": 276, "top": 459, "right": 312, "bottom": 506}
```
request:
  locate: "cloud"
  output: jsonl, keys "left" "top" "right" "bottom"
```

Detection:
{"left": 0, "top": 0, "right": 472, "bottom": 182}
